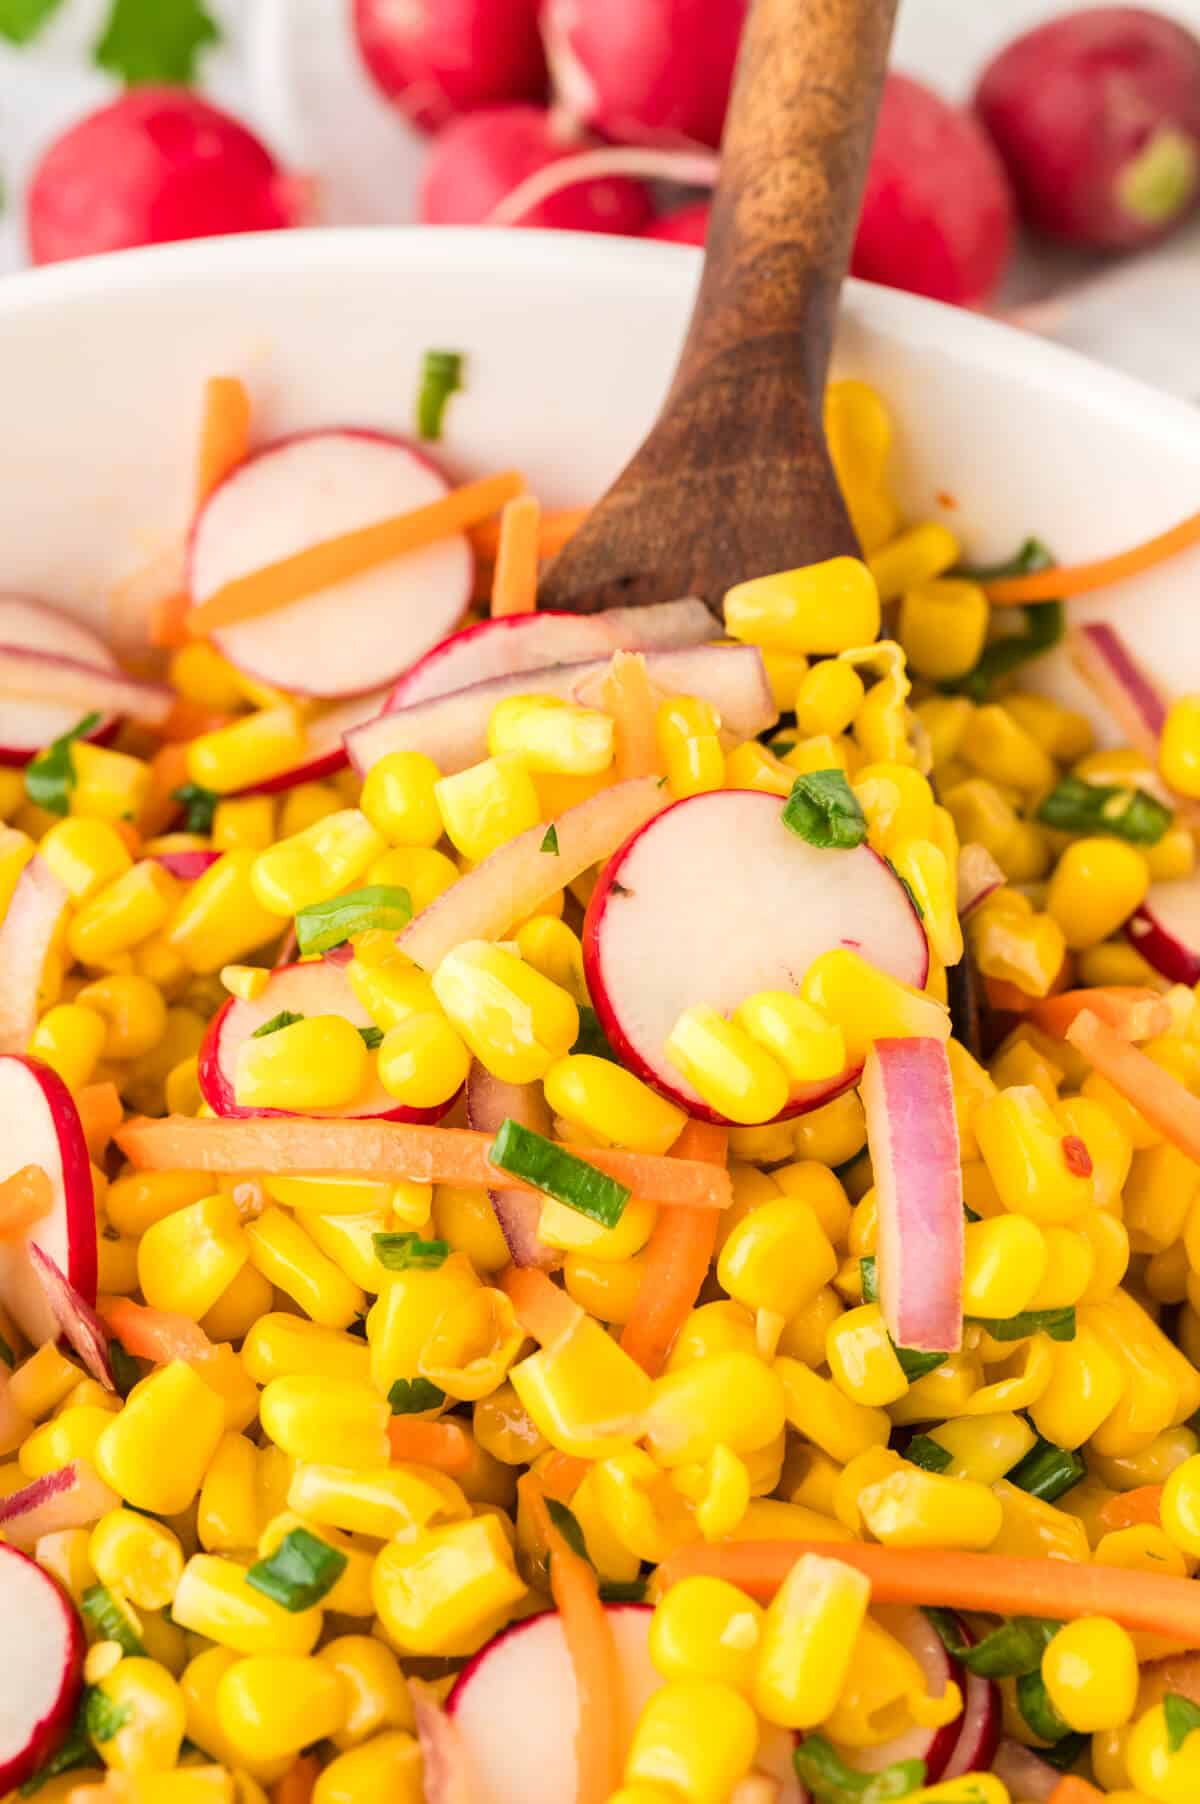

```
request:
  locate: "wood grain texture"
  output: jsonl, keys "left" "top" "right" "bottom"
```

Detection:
{"left": 539, "top": 0, "right": 899, "bottom": 616}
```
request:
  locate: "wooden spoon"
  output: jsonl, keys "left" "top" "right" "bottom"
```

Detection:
{"left": 539, "top": 0, "right": 899, "bottom": 616}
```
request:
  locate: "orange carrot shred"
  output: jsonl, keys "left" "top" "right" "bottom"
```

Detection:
{"left": 501, "top": 1265, "right": 583, "bottom": 1346}
{"left": 75, "top": 1083, "right": 123, "bottom": 1159}
{"left": 539, "top": 1451, "right": 591, "bottom": 1501}
{"left": 159, "top": 699, "right": 236, "bottom": 743}
{"left": 103, "top": 1297, "right": 215, "bottom": 1365}
{"left": 195, "top": 376, "right": 251, "bottom": 505}
{"left": 1066, "top": 1007, "right": 1200, "bottom": 1165}
{"left": 983, "top": 507, "right": 1200, "bottom": 605}
{"left": 620, "top": 1121, "right": 726, "bottom": 1376}
{"left": 600, "top": 650, "right": 663, "bottom": 781}
{"left": 0, "top": 1164, "right": 52, "bottom": 1238}
{"left": 386, "top": 1417, "right": 474, "bottom": 1475}
{"left": 472, "top": 505, "right": 589, "bottom": 563}
{"left": 139, "top": 741, "right": 191, "bottom": 838}
{"left": 270, "top": 1753, "right": 320, "bottom": 1804}
{"left": 1100, "top": 1484, "right": 1164, "bottom": 1532}
{"left": 490, "top": 494, "right": 541, "bottom": 617}
{"left": 148, "top": 590, "right": 191, "bottom": 650}
{"left": 1047, "top": 1780, "right": 1104, "bottom": 1804}
{"left": 186, "top": 470, "right": 525, "bottom": 636}
{"left": 1032, "top": 986, "right": 1172, "bottom": 1043}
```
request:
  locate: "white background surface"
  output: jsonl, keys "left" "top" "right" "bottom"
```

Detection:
{"left": 1, "top": 0, "right": 1198, "bottom": 391}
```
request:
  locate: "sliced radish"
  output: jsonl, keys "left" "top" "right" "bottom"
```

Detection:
{"left": 29, "top": 1246, "right": 115, "bottom": 1391}
{"left": 0, "top": 645, "right": 172, "bottom": 729}
{"left": 862, "top": 1038, "right": 963, "bottom": 1355}
{"left": 0, "top": 858, "right": 70, "bottom": 1057}
{"left": 150, "top": 849, "right": 223, "bottom": 882}
{"left": 990, "top": 1739, "right": 1062, "bottom": 1802}
{"left": 0, "top": 1461, "right": 120, "bottom": 1552}
{"left": 840, "top": 1606, "right": 961, "bottom": 1781}
{"left": 582, "top": 791, "right": 927, "bottom": 1121}
{"left": 348, "top": 642, "right": 774, "bottom": 776}
{"left": 198, "top": 958, "right": 455, "bottom": 1123}
{"left": 0, "top": 1056, "right": 95, "bottom": 1345}
{"left": 939, "top": 1615, "right": 1000, "bottom": 1781}
{"left": 412, "top": 1683, "right": 478, "bottom": 1804}
{"left": 0, "top": 595, "right": 120, "bottom": 764}
{"left": 956, "top": 843, "right": 1005, "bottom": 920}
{"left": 191, "top": 430, "right": 474, "bottom": 700}
{"left": 1128, "top": 875, "right": 1200, "bottom": 985}
{"left": 447, "top": 1604, "right": 657, "bottom": 1804}
{"left": 234, "top": 687, "right": 393, "bottom": 795}
{"left": 0, "top": 1541, "right": 84, "bottom": 1793}
{"left": 465, "top": 1063, "right": 559, "bottom": 1269}
{"left": 400, "top": 775, "right": 662, "bottom": 973}
{"left": 384, "top": 598, "right": 715, "bottom": 712}
{"left": 1068, "top": 622, "right": 1196, "bottom": 817}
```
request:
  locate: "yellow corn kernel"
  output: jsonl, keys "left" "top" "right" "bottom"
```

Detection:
{"left": 722, "top": 741, "right": 794, "bottom": 798}
{"left": 426, "top": 1184, "right": 507, "bottom": 1275}
{"left": 979, "top": 1480, "right": 1088, "bottom": 1566}
{"left": 800, "top": 949, "right": 950, "bottom": 1066}
{"left": 536, "top": 1193, "right": 656, "bottom": 1264}
{"left": 0, "top": 826, "right": 34, "bottom": 928}
{"left": 488, "top": 694, "right": 614, "bottom": 776}
{"left": 365, "top": 846, "right": 459, "bottom": 917}
{"left": 648, "top": 1576, "right": 764, "bottom": 1690}
{"left": 281, "top": 785, "right": 348, "bottom": 842}
{"left": 509, "top": 911, "right": 582, "bottom": 997}
{"left": 34, "top": 1527, "right": 95, "bottom": 1606}
{"left": 39, "top": 818, "right": 130, "bottom": 903}
{"left": 89, "top": 1509, "right": 184, "bottom": 1611}
{"left": 1046, "top": 837, "right": 1150, "bottom": 950}
{"left": 756, "top": 648, "right": 809, "bottom": 715}
{"left": 251, "top": 809, "right": 385, "bottom": 917}
{"left": 432, "top": 940, "right": 577, "bottom": 1085}
{"left": 258, "top": 1374, "right": 389, "bottom": 1467}
{"left": 76, "top": 973, "right": 168, "bottom": 1063}
{"left": 861, "top": 1467, "right": 1003, "bottom": 1550}
{"left": 1056, "top": 1095, "right": 1132, "bottom": 1214}
{"left": 511, "top": 1315, "right": 652, "bottom": 1461}
{"left": 772, "top": 1161, "right": 852, "bottom": 1245}
{"left": 244, "top": 1208, "right": 365, "bottom": 1330}
{"left": 718, "top": 1198, "right": 838, "bottom": 1319}
{"left": 91, "top": 1656, "right": 186, "bottom": 1773}
{"left": 641, "top": 1351, "right": 785, "bottom": 1473}
{"left": 68, "top": 862, "right": 179, "bottom": 966}
{"left": 1026, "top": 1324, "right": 1128, "bottom": 1451}
{"left": 793, "top": 659, "right": 864, "bottom": 739}
{"left": 169, "top": 642, "right": 244, "bottom": 710}
{"left": 365, "top": 1252, "right": 479, "bottom": 1393}
{"left": 825, "top": 381, "right": 898, "bottom": 549}
{"left": 346, "top": 952, "right": 437, "bottom": 1032}
{"left": 1160, "top": 696, "right": 1200, "bottom": 797}
{"left": 927, "top": 1412, "right": 1037, "bottom": 1486}
{"left": 561, "top": 1249, "right": 642, "bottom": 1324}
{"left": 103, "top": 1171, "right": 215, "bottom": 1240}
{"left": 312, "top": 1732, "right": 422, "bottom": 1804}
{"left": 1093, "top": 1424, "right": 1198, "bottom": 1494}
{"left": 215, "top": 1654, "right": 346, "bottom": 1762}
{"left": 169, "top": 850, "right": 282, "bottom": 972}
{"left": 173, "top": 1552, "right": 323, "bottom": 1654}
{"left": 472, "top": 1381, "right": 548, "bottom": 1468}
{"left": 1128, "top": 1699, "right": 1200, "bottom": 1803}
{"left": 137, "top": 1192, "right": 248, "bottom": 1320}
{"left": 868, "top": 522, "right": 959, "bottom": 604}
{"left": 898, "top": 578, "right": 988, "bottom": 684}
{"left": 974, "top": 1085, "right": 1094, "bottom": 1224}
{"left": 777, "top": 1286, "right": 843, "bottom": 1368}
{"left": 655, "top": 695, "right": 725, "bottom": 799}
{"left": 95, "top": 1361, "right": 225, "bottom": 1514}
{"left": 287, "top": 1459, "right": 466, "bottom": 1544}
{"left": 730, "top": 991, "right": 847, "bottom": 1087}
{"left": 28, "top": 1002, "right": 107, "bottom": 1091}
{"left": 791, "top": 1088, "right": 867, "bottom": 1167}
{"left": 1127, "top": 1143, "right": 1199, "bottom": 1255}
{"left": 624, "top": 1677, "right": 758, "bottom": 1804}
{"left": 852, "top": 762, "right": 936, "bottom": 856}
{"left": 1096, "top": 1523, "right": 1190, "bottom": 1581}
{"left": 196, "top": 1432, "right": 259, "bottom": 1553}
{"left": 664, "top": 1006, "right": 788, "bottom": 1125}
{"left": 19, "top": 1406, "right": 112, "bottom": 1477}
{"left": 941, "top": 778, "right": 1020, "bottom": 865}
{"left": 825, "top": 1303, "right": 909, "bottom": 1407}
{"left": 1023, "top": 1226, "right": 1096, "bottom": 1311}
{"left": 219, "top": 964, "right": 269, "bottom": 1004}
{"left": 776, "top": 1357, "right": 890, "bottom": 1463}
{"left": 181, "top": 1646, "right": 288, "bottom": 1785}
{"left": 417, "top": 1287, "right": 522, "bottom": 1402}
{"left": 67, "top": 743, "right": 148, "bottom": 826}
{"left": 358, "top": 750, "right": 443, "bottom": 848}
{"left": 434, "top": 755, "right": 541, "bottom": 862}
{"left": 208, "top": 797, "right": 274, "bottom": 855}
{"left": 960, "top": 704, "right": 1057, "bottom": 795}
{"left": 317, "top": 1635, "right": 413, "bottom": 1750}
{"left": 1145, "top": 823, "right": 1196, "bottom": 884}
{"left": 187, "top": 709, "right": 307, "bottom": 796}
{"left": 890, "top": 837, "right": 964, "bottom": 968}
{"left": 1161, "top": 1453, "right": 1200, "bottom": 1556}
{"left": 372, "top": 1511, "right": 525, "bottom": 1656}
{"left": 294, "top": 1209, "right": 387, "bottom": 1293}
{"left": 9, "top": 1343, "right": 79, "bottom": 1420}
{"left": 962, "top": 1215, "right": 1048, "bottom": 1318}
{"left": 542, "top": 1054, "right": 685, "bottom": 1156}
{"left": 753, "top": 1549, "right": 871, "bottom": 1729}
{"left": 783, "top": 732, "right": 853, "bottom": 778}
{"left": 235, "top": 1010, "right": 372, "bottom": 1112}
{"left": 373, "top": 1010, "right": 469, "bottom": 1111}
{"left": 725, "top": 558, "right": 881, "bottom": 655}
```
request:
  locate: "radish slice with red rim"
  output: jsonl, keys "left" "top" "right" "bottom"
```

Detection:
{"left": 0, "top": 1541, "right": 85, "bottom": 1793}
{"left": 0, "top": 1054, "right": 95, "bottom": 1345}
{"left": 150, "top": 849, "right": 224, "bottom": 881}
{"left": 990, "top": 1737, "right": 1063, "bottom": 1801}
{"left": 831, "top": 1605, "right": 962, "bottom": 1782}
{"left": 939, "top": 1615, "right": 1000, "bottom": 1781}
{"left": 0, "top": 595, "right": 121, "bottom": 764}
{"left": 0, "top": 1461, "right": 119, "bottom": 1552}
{"left": 956, "top": 843, "right": 1005, "bottom": 920}
{"left": 191, "top": 430, "right": 474, "bottom": 700}
{"left": 233, "top": 686, "right": 393, "bottom": 795}
{"left": 1128, "top": 875, "right": 1200, "bottom": 985}
{"left": 29, "top": 1244, "right": 115, "bottom": 1391}
{"left": 464, "top": 1062, "right": 559, "bottom": 1269}
{"left": 0, "top": 645, "right": 172, "bottom": 728}
{"left": 0, "top": 858, "right": 70, "bottom": 1058}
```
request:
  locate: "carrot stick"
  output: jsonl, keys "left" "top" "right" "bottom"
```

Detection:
{"left": 983, "top": 507, "right": 1200, "bottom": 604}
{"left": 0, "top": 1165, "right": 52, "bottom": 1238}
{"left": 599, "top": 650, "right": 663, "bottom": 781}
{"left": 1032, "top": 986, "right": 1172, "bottom": 1043}
{"left": 103, "top": 1297, "right": 215, "bottom": 1365}
{"left": 195, "top": 376, "right": 251, "bottom": 505}
{"left": 657, "top": 1540, "right": 1200, "bottom": 1642}
{"left": 472, "top": 505, "right": 590, "bottom": 563}
{"left": 490, "top": 495, "right": 541, "bottom": 617}
{"left": 387, "top": 1417, "right": 474, "bottom": 1475}
{"left": 1048, "top": 1780, "right": 1104, "bottom": 1804}
{"left": 159, "top": 699, "right": 236, "bottom": 744}
{"left": 113, "top": 1114, "right": 734, "bottom": 1211}
{"left": 982, "top": 975, "right": 1041, "bottom": 1015}
{"left": 187, "top": 470, "right": 525, "bottom": 636}
{"left": 501, "top": 1265, "right": 584, "bottom": 1345}
{"left": 539, "top": 1451, "right": 591, "bottom": 1500}
{"left": 139, "top": 742, "right": 190, "bottom": 838}
{"left": 620, "top": 1122, "right": 726, "bottom": 1376}
{"left": 270, "top": 1753, "right": 320, "bottom": 1804}
{"left": 525, "top": 1482, "right": 624, "bottom": 1804}
{"left": 1066, "top": 1007, "right": 1200, "bottom": 1165}
{"left": 1099, "top": 1484, "right": 1163, "bottom": 1531}
{"left": 148, "top": 590, "right": 192, "bottom": 650}
{"left": 75, "top": 1082, "right": 123, "bottom": 1159}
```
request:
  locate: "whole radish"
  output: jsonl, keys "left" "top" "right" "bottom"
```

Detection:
{"left": 353, "top": 0, "right": 547, "bottom": 132}
{"left": 544, "top": 0, "right": 748, "bottom": 149}
{"left": 27, "top": 90, "right": 301, "bottom": 266}
{"left": 645, "top": 201, "right": 710, "bottom": 244}
{"left": 419, "top": 105, "right": 653, "bottom": 234}
{"left": 975, "top": 7, "right": 1200, "bottom": 250}
{"left": 852, "top": 73, "right": 1016, "bottom": 306}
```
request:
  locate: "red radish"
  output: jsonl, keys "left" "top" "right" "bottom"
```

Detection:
{"left": 862, "top": 1037, "right": 963, "bottom": 1355}
{"left": 190, "top": 431, "right": 473, "bottom": 701}
{"left": 956, "top": 842, "right": 1006, "bottom": 920}
{"left": 543, "top": 0, "right": 748, "bottom": 149}
{"left": 0, "top": 596, "right": 121, "bottom": 765}
{"left": 384, "top": 598, "right": 714, "bottom": 713}
{"left": 0, "top": 1056, "right": 96, "bottom": 1346}
{"left": 0, "top": 861, "right": 71, "bottom": 1057}
{"left": 446, "top": 1604, "right": 658, "bottom": 1802}
{"left": 852, "top": 73, "right": 1016, "bottom": 306}
{"left": 0, "top": 1461, "right": 120, "bottom": 1553}
{"left": 939, "top": 1617, "right": 1001, "bottom": 1780}
{"left": 399, "top": 776, "right": 663, "bottom": 973}
{"left": 198, "top": 959, "right": 456, "bottom": 1124}
{"left": 27, "top": 89, "right": 302, "bottom": 266}
{"left": 0, "top": 646, "right": 172, "bottom": 730}
{"left": 975, "top": 8, "right": 1200, "bottom": 251}
{"left": 990, "top": 1739, "right": 1064, "bottom": 1802}
{"left": 353, "top": 0, "right": 548, "bottom": 131}
{"left": 150, "top": 849, "right": 223, "bottom": 882}
{"left": 465, "top": 1063, "right": 560, "bottom": 1270}
{"left": 234, "top": 688, "right": 392, "bottom": 797}
{"left": 29, "top": 1246, "right": 115, "bottom": 1392}
{"left": 1067, "top": 623, "right": 1192, "bottom": 815}
{"left": 348, "top": 643, "right": 774, "bottom": 777}
{"left": 419, "top": 106, "right": 653, "bottom": 233}
{"left": 582, "top": 791, "right": 927, "bottom": 1122}
{"left": 645, "top": 202, "right": 710, "bottom": 244}
{"left": 1128, "top": 876, "right": 1200, "bottom": 984}
{"left": 0, "top": 1541, "right": 84, "bottom": 1792}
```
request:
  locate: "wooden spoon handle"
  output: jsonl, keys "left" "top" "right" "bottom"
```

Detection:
{"left": 671, "top": 0, "right": 897, "bottom": 401}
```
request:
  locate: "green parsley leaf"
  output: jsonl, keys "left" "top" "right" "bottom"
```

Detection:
{"left": 1037, "top": 1733, "right": 1088, "bottom": 1772}
{"left": 94, "top": 0, "right": 220, "bottom": 84}
{"left": 490, "top": 1118, "right": 630, "bottom": 1229}
{"left": 893, "top": 1345, "right": 948, "bottom": 1382}
{"left": 246, "top": 1527, "right": 347, "bottom": 1612}
{"left": 415, "top": 350, "right": 464, "bottom": 441}
{"left": 1016, "top": 1668, "right": 1071, "bottom": 1746}
{"left": 943, "top": 539, "right": 1062, "bottom": 701}
{"left": 84, "top": 1688, "right": 132, "bottom": 1745}
{"left": 545, "top": 1497, "right": 592, "bottom": 1565}
{"left": 885, "top": 859, "right": 924, "bottom": 919}
{"left": 25, "top": 712, "right": 101, "bottom": 817}
{"left": 358, "top": 1025, "right": 384, "bottom": 1050}
{"left": 109, "top": 1339, "right": 141, "bottom": 1398}
{"left": 975, "top": 1306, "right": 1076, "bottom": 1343}
{"left": 295, "top": 885, "right": 412, "bottom": 956}
{"left": 859, "top": 1255, "right": 878, "bottom": 1303}
{"left": 387, "top": 1376, "right": 446, "bottom": 1415}
{"left": 1165, "top": 1693, "right": 1200, "bottom": 1753}
{"left": 540, "top": 825, "right": 560, "bottom": 855}
{"left": 904, "top": 1435, "right": 952, "bottom": 1473}
{"left": 571, "top": 1005, "right": 618, "bottom": 1063}
{"left": 18, "top": 1710, "right": 91, "bottom": 1795}
{"left": 170, "top": 782, "right": 219, "bottom": 834}
{"left": 1036, "top": 773, "right": 1171, "bottom": 846}
{"left": 81, "top": 1584, "right": 144, "bottom": 1656}
{"left": 793, "top": 1733, "right": 924, "bottom": 1801}
{"left": 782, "top": 769, "right": 867, "bottom": 850}
{"left": 925, "top": 1609, "right": 1058, "bottom": 1678}
{"left": 0, "top": 0, "right": 66, "bottom": 45}
{"left": 251, "top": 1010, "right": 304, "bottom": 1040}
{"left": 373, "top": 1232, "right": 450, "bottom": 1271}
{"left": 599, "top": 1578, "right": 647, "bottom": 1603}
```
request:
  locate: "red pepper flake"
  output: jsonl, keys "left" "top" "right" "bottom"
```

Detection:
{"left": 1062, "top": 1134, "right": 1093, "bottom": 1177}
{"left": 935, "top": 489, "right": 959, "bottom": 511}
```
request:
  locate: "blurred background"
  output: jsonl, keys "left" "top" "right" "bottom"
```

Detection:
{"left": 1, "top": 0, "right": 1198, "bottom": 392}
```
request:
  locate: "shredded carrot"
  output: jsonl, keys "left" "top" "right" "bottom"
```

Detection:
{"left": 0, "top": 1164, "right": 51, "bottom": 1237}
{"left": 1032, "top": 986, "right": 1172, "bottom": 1043}
{"left": 501, "top": 1265, "right": 584, "bottom": 1346}
{"left": 139, "top": 742, "right": 191, "bottom": 838}
{"left": 270, "top": 1753, "right": 320, "bottom": 1804}
{"left": 620, "top": 1121, "right": 726, "bottom": 1376}
{"left": 113, "top": 1114, "right": 734, "bottom": 1211}
{"left": 1048, "top": 1780, "right": 1104, "bottom": 1804}
{"left": 1066, "top": 1007, "right": 1200, "bottom": 1165}
{"left": 148, "top": 590, "right": 191, "bottom": 650}
{"left": 195, "top": 376, "right": 251, "bottom": 505}
{"left": 600, "top": 650, "right": 663, "bottom": 781}
{"left": 982, "top": 975, "right": 1041, "bottom": 1015}
{"left": 1100, "top": 1484, "right": 1163, "bottom": 1531}
{"left": 539, "top": 1451, "right": 591, "bottom": 1500}
{"left": 103, "top": 1297, "right": 215, "bottom": 1365}
{"left": 159, "top": 699, "right": 235, "bottom": 743}
{"left": 490, "top": 494, "right": 541, "bottom": 617}
{"left": 472, "top": 505, "right": 590, "bottom": 563}
{"left": 983, "top": 507, "right": 1200, "bottom": 604}
{"left": 1139, "top": 1651, "right": 1200, "bottom": 1709}
{"left": 186, "top": 470, "right": 525, "bottom": 637}
{"left": 111, "top": 820, "right": 142, "bottom": 858}
{"left": 524, "top": 1481, "right": 623, "bottom": 1804}
{"left": 658, "top": 1540, "right": 1200, "bottom": 1642}
{"left": 386, "top": 1417, "right": 474, "bottom": 1475}
{"left": 75, "top": 1082, "right": 122, "bottom": 1158}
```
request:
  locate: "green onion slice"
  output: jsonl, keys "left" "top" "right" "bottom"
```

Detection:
{"left": 295, "top": 885, "right": 412, "bottom": 956}
{"left": 25, "top": 712, "right": 102, "bottom": 817}
{"left": 373, "top": 1232, "right": 449, "bottom": 1271}
{"left": 904, "top": 1435, "right": 952, "bottom": 1473}
{"left": 81, "top": 1583, "right": 144, "bottom": 1655}
{"left": 415, "top": 350, "right": 464, "bottom": 441}
{"left": 782, "top": 769, "right": 867, "bottom": 850}
{"left": 251, "top": 1010, "right": 304, "bottom": 1039}
{"left": 387, "top": 1377, "right": 446, "bottom": 1414}
{"left": 489, "top": 1119, "right": 630, "bottom": 1229}
{"left": 245, "top": 1526, "right": 347, "bottom": 1611}
{"left": 1036, "top": 773, "right": 1171, "bottom": 845}
{"left": 1007, "top": 1439, "right": 1086, "bottom": 1503}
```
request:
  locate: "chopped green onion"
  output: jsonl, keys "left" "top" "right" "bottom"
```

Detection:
{"left": 1007, "top": 1439, "right": 1086, "bottom": 1503}
{"left": 1164, "top": 1693, "right": 1200, "bottom": 1752}
{"left": 25, "top": 712, "right": 102, "bottom": 817}
{"left": 599, "top": 1578, "right": 647, "bottom": 1603}
{"left": 251, "top": 1010, "right": 304, "bottom": 1039}
{"left": 1017, "top": 1668, "right": 1071, "bottom": 1746}
{"left": 782, "top": 769, "right": 867, "bottom": 850}
{"left": 540, "top": 825, "right": 560, "bottom": 855}
{"left": 170, "top": 782, "right": 219, "bottom": 834}
{"left": 944, "top": 539, "right": 1062, "bottom": 702}
{"left": 246, "top": 1526, "right": 347, "bottom": 1612}
{"left": 976, "top": 1306, "right": 1076, "bottom": 1343}
{"left": 84, "top": 1688, "right": 132, "bottom": 1745}
{"left": 885, "top": 860, "right": 924, "bottom": 919}
{"left": 904, "top": 1435, "right": 952, "bottom": 1473}
{"left": 545, "top": 1497, "right": 591, "bottom": 1565}
{"left": 108, "top": 1339, "right": 141, "bottom": 1398}
{"left": 81, "top": 1583, "right": 144, "bottom": 1655}
{"left": 18, "top": 1710, "right": 91, "bottom": 1795}
{"left": 0, "top": 1332, "right": 13, "bottom": 1369}
{"left": 859, "top": 1255, "right": 878, "bottom": 1303}
{"left": 1037, "top": 1732, "right": 1088, "bottom": 1772}
{"left": 963, "top": 1203, "right": 982, "bottom": 1224}
{"left": 1037, "top": 773, "right": 1171, "bottom": 845}
{"left": 372, "top": 1232, "right": 449, "bottom": 1271}
{"left": 893, "top": 1345, "right": 948, "bottom": 1382}
{"left": 572, "top": 1005, "right": 618, "bottom": 1063}
{"left": 490, "top": 1118, "right": 630, "bottom": 1229}
{"left": 358, "top": 1025, "right": 384, "bottom": 1051}
{"left": 387, "top": 1377, "right": 446, "bottom": 1415}
{"left": 295, "top": 885, "right": 412, "bottom": 956}
{"left": 925, "top": 1609, "right": 1057, "bottom": 1678}
{"left": 415, "top": 350, "right": 464, "bottom": 441}
{"left": 793, "top": 1733, "right": 924, "bottom": 1801}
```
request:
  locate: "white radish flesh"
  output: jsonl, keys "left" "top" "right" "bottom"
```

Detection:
{"left": 939, "top": 1616, "right": 1000, "bottom": 1780}
{"left": 464, "top": 1062, "right": 558, "bottom": 1269}
{"left": 192, "top": 431, "right": 473, "bottom": 699}
{"left": 0, "top": 858, "right": 70, "bottom": 1058}
{"left": 0, "top": 1055, "right": 96, "bottom": 1344}
{"left": 0, "top": 1460, "right": 119, "bottom": 1552}
{"left": 0, "top": 646, "right": 172, "bottom": 727}
{"left": 1128, "top": 875, "right": 1200, "bottom": 984}
{"left": 0, "top": 594, "right": 120, "bottom": 762}
{"left": 0, "top": 1541, "right": 85, "bottom": 1793}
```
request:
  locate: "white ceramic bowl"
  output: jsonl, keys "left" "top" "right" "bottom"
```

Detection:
{"left": 0, "top": 226, "right": 1196, "bottom": 731}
